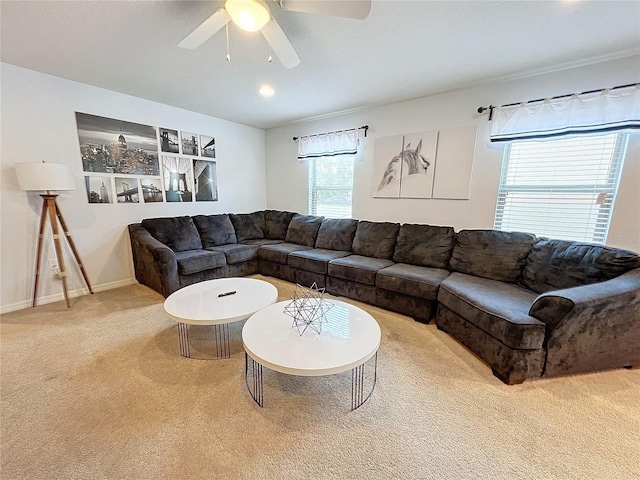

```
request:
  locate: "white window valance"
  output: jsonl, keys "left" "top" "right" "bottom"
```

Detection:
{"left": 297, "top": 129, "right": 359, "bottom": 161}
{"left": 490, "top": 84, "right": 640, "bottom": 142}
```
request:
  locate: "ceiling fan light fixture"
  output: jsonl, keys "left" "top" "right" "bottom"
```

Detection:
{"left": 225, "top": 0, "right": 270, "bottom": 32}
{"left": 259, "top": 85, "right": 275, "bottom": 97}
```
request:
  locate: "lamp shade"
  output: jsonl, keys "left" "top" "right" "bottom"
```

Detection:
{"left": 15, "top": 163, "right": 76, "bottom": 191}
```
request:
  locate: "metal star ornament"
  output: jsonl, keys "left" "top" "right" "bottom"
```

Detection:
{"left": 283, "top": 283, "right": 334, "bottom": 335}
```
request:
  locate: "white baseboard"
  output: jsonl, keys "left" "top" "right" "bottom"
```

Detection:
{"left": 0, "top": 278, "right": 138, "bottom": 314}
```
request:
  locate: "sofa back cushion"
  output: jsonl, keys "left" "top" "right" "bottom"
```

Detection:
{"left": 285, "top": 214, "right": 324, "bottom": 247}
{"left": 192, "top": 214, "right": 237, "bottom": 247}
{"left": 229, "top": 212, "right": 265, "bottom": 242}
{"left": 315, "top": 218, "right": 358, "bottom": 251}
{"left": 393, "top": 224, "right": 455, "bottom": 269}
{"left": 264, "top": 210, "right": 296, "bottom": 240}
{"left": 141, "top": 216, "right": 202, "bottom": 252}
{"left": 521, "top": 238, "right": 640, "bottom": 294}
{"left": 352, "top": 221, "right": 400, "bottom": 259}
{"left": 450, "top": 230, "right": 536, "bottom": 282}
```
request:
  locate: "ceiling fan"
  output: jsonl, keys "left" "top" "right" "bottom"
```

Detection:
{"left": 178, "top": 0, "right": 372, "bottom": 69}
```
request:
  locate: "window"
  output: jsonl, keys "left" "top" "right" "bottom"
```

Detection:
{"left": 494, "top": 132, "right": 628, "bottom": 244}
{"left": 309, "top": 156, "right": 355, "bottom": 218}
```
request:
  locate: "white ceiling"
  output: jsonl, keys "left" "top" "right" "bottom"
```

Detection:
{"left": 1, "top": 1, "right": 639, "bottom": 129}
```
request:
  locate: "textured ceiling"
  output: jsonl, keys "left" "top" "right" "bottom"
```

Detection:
{"left": 1, "top": 1, "right": 639, "bottom": 129}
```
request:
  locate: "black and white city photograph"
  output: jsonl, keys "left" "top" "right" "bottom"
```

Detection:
{"left": 76, "top": 112, "right": 160, "bottom": 176}
{"left": 159, "top": 127, "right": 180, "bottom": 154}
{"left": 180, "top": 131, "right": 199, "bottom": 156}
{"left": 114, "top": 177, "right": 140, "bottom": 203}
{"left": 200, "top": 135, "right": 216, "bottom": 158}
{"left": 162, "top": 156, "right": 193, "bottom": 202}
{"left": 85, "top": 175, "right": 114, "bottom": 204}
{"left": 140, "top": 178, "right": 164, "bottom": 203}
{"left": 193, "top": 159, "right": 218, "bottom": 202}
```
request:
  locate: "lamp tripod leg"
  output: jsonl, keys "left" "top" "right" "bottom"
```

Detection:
{"left": 54, "top": 199, "right": 93, "bottom": 294}
{"left": 32, "top": 198, "right": 49, "bottom": 307}
{"left": 46, "top": 198, "right": 70, "bottom": 309}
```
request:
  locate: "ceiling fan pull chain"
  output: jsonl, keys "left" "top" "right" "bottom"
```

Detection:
{"left": 225, "top": 12, "right": 231, "bottom": 62}
{"left": 267, "top": 18, "right": 273, "bottom": 63}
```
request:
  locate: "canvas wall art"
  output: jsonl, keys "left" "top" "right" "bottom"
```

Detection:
{"left": 193, "top": 159, "right": 218, "bottom": 201}
{"left": 140, "top": 178, "right": 164, "bottom": 203}
{"left": 398, "top": 131, "right": 438, "bottom": 199}
{"left": 162, "top": 155, "right": 194, "bottom": 202}
{"left": 372, "top": 127, "right": 476, "bottom": 200}
{"left": 85, "top": 176, "right": 114, "bottom": 204}
{"left": 372, "top": 131, "right": 438, "bottom": 199}
{"left": 432, "top": 126, "right": 477, "bottom": 199}
{"left": 372, "top": 135, "right": 404, "bottom": 198}
{"left": 159, "top": 127, "right": 180, "bottom": 154}
{"left": 76, "top": 112, "right": 160, "bottom": 176}
{"left": 76, "top": 112, "right": 223, "bottom": 206}
{"left": 114, "top": 177, "right": 140, "bottom": 203}
{"left": 181, "top": 132, "right": 199, "bottom": 157}
{"left": 200, "top": 135, "right": 216, "bottom": 158}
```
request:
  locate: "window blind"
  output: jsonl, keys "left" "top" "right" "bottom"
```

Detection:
{"left": 309, "top": 155, "right": 355, "bottom": 218}
{"left": 494, "top": 132, "right": 627, "bottom": 244}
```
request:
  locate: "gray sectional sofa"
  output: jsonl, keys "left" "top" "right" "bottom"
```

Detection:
{"left": 128, "top": 210, "right": 640, "bottom": 385}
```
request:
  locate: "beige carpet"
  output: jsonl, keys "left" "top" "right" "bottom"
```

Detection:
{"left": 1, "top": 275, "right": 639, "bottom": 480}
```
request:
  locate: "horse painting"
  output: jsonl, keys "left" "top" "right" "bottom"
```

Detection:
{"left": 377, "top": 139, "right": 430, "bottom": 191}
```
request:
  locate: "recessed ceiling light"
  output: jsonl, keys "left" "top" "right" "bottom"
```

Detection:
{"left": 259, "top": 85, "right": 275, "bottom": 97}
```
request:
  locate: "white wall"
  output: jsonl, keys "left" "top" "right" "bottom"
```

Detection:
{"left": 4, "top": 57, "right": 638, "bottom": 312}
{"left": 1, "top": 63, "right": 267, "bottom": 312}
{"left": 266, "top": 56, "right": 640, "bottom": 252}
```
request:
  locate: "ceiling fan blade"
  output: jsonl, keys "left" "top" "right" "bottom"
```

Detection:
{"left": 278, "top": 0, "right": 371, "bottom": 20}
{"left": 261, "top": 19, "right": 301, "bottom": 69}
{"left": 179, "top": 8, "right": 229, "bottom": 49}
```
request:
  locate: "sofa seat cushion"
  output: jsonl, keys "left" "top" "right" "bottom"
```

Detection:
{"left": 229, "top": 212, "right": 265, "bottom": 242}
{"left": 193, "top": 214, "right": 237, "bottom": 247}
{"left": 258, "top": 242, "right": 313, "bottom": 265}
{"left": 288, "top": 249, "right": 352, "bottom": 274}
{"left": 521, "top": 238, "right": 640, "bottom": 294}
{"left": 376, "top": 263, "right": 449, "bottom": 300}
{"left": 449, "top": 230, "right": 536, "bottom": 283}
{"left": 241, "top": 238, "right": 284, "bottom": 246}
{"left": 285, "top": 214, "right": 324, "bottom": 247}
{"left": 206, "top": 244, "right": 259, "bottom": 265}
{"left": 264, "top": 210, "right": 297, "bottom": 240}
{"left": 393, "top": 224, "right": 455, "bottom": 269}
{"left": 352, "top": 221, "right": 400, "bottom": 259}
{"left": 174, "top": 249, "right": 226, "bottom": 276}
{"left": 438, "top": 272, "right": 545, "bottom": 350}
{"left": 328, "top": 255, "right": 394, "bottom": 285}
{"left": 315, "top": 218, "right": 358, "bottom": 251}
{"left": 141, "top": 216, "right": 202, "bottom": 252}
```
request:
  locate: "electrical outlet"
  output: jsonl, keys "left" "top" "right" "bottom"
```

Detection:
{"left": 48, "top": 258, "right": 59, "bottom": 271}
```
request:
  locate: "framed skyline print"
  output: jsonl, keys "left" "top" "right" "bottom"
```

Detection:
{"left": 76, "top": 112, "right": 159, "bottom": 175}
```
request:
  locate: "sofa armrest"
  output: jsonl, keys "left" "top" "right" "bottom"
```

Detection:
{"left": 529, "top": 269, "right": 640, "bottom": 328}
{"left": 128, "top": 223, "right": 179, "bottom": 297}
{"left": 529, "top": 268, "right": 640, "bottom": 376}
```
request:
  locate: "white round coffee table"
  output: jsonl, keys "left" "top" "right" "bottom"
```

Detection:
{"left": 242, "top": 299, "right": 381, "bottom": 409}
{"left": 164, "top": 278, "right": 278, "bottom": 359}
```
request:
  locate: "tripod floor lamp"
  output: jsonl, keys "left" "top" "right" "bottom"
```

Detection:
{"left": 16, "top": 162, "right": 93, "bottom": 309}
